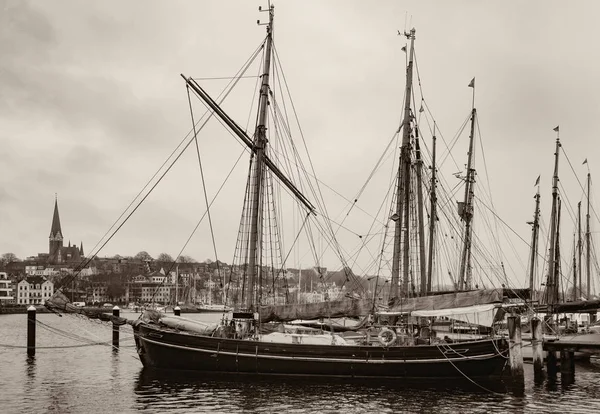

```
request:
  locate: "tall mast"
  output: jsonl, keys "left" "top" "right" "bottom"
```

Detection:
{"left": 577, "top": 201, "right": 582, "bottom": 300}
{"left": 586, "top": 172, "right": 591, "bottom": 299}
{"left": 546, "top": 135, "right": 561, "bottom": 306}
{"left": 298, "top": 266, "right": 301, "bottom": 303}
{"left": 244, "top": 6, "right": 274, "bottom": 311}
{"left": 555, "top": 199, "right": 562, "bottom": 305}
{"left": 572, "top": 230, "right": 577, "bottom": 301}
{"left": 426, "top": 131, "right": 437, "bottom": 293}
{"left": 528, "top": 191, "right": 540, "bottom": 302}
{"left": 391, "top": 28, "right": 415, "bottom": 298}
{"left": 414, "top": 127, "right": 427, "bottom": 295}
{"left": 458, "top": 81, "right": 477, "bottom": 291}
{"left": 175, "top": 264, "right": 179, "bottom": 304}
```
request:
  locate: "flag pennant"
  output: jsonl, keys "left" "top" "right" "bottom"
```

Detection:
{"left": 534, "top": 175, "right": 540, "bottom": 186}
{"left": 468, "top": 77, "right": 475, "bottom": 88}
{"left": 553, "top": 125, "right": 559, "bottom": 132}
{"left": 583, "top": 158, "right": 588, "bottom": 165}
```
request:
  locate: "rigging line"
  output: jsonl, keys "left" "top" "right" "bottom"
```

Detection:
{"left": 187, "top": 86, "right": 223, "bottom": 289}
{"left": 186, "top": 77, "right": 316, "bottom": 214}
{"left": 191, "top": 75, "right": 260, "bottom": 80}
{"left": 271, "top": 45, "right": 321, "bottom": 202}
{"left": 238, "top": 151, "right": 259, "bottom": 306}
{"left": 268, "top": 212, "right": 311, "bottom": 294}
{"left": 482, "top": 205, "right": 527, "bottom": 276}
{"left": 87, "top": 40, "right": 265, "bottom": 264}
{"left": 271, "top": 47, "right": 299, "bottom": 181}
{"left": 274, "top": 102, "right": 360, "bottom": 286}
{"left": 150, "top": 147, "right": 248, "bottom": 303}
{"left": 266, "top": 78, "right": 390, "bottom": 231}
{"left": 557, "top": 181, "right": 577, "bottom": 226}
{"left": 272, "top": 116, "right": 291, "bottom": 278}
{"left": 475, "top": 115, "right": 502, "bottom": 265}
{"left": 350, "top": 170, "right": 398, "bottom": 273}
{"left": 273, "top": 137, "right": 390, "bottom": 227}
{"left": 61, "top": 39, "right": 266, "bottom": 289}
{"left": 271, "top": 46, "right": 352, "bottom": 271}
{"left": 439, "top": 112, "right": 471, "bottom": 168}
{"left": 62, "top": 129, "right": 194, "bottom": 293}
{"left": 474, "top": 193, "right": 550, "bottom": 271}
{"left": 348, "top": 230, "right": 389, "bottom": 278}
{"left": 562, "top": 147, "right": 600, "bottom": 225}
{"left": 245, "top": 51, "right": 265, "bottom": 133}
{"left": 269, "top": 94, "right": 300, "bottom": 193}
{"left": 420, "top": 100, "right": 461, "bottom": 172}
{"left": 306, "top": 218, "right": 364, "bottom": 292}
{"left": 266, "top": 112, "right": 286, "bottom": 280}
{"left": 350, "top": 130, "right": 402, "bottom": 213}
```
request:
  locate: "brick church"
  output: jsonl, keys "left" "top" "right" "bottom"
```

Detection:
{"left": 47, "top": 197, "right": 84, "bottom": 264}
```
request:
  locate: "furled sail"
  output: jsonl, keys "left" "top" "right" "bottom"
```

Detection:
{"left": 383, "top": 288, "right": 504, "bottom": 315}
{"left": 550, "top": 299, "right": 600, "bottom": 313}
{"left": 259, "top": 298, "right": 372, "bottom": 323}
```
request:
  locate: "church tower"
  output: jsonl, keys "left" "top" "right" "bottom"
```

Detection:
{"left": 49, "top": 196, "right": 64, "bottom": 262}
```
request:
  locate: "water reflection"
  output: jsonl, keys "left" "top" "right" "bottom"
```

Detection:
{"left": 134, "top": 369, "right": 517, "bottom": 413}
{"left": 3, "top": 309, "right": 599, "bottom": 413}
{"left": 25, "top": 355, "right": 36, "bottom": 381}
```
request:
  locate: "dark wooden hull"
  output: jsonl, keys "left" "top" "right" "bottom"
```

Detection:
{"left": 133, "top": 323, "right": 509, "bottom": 379}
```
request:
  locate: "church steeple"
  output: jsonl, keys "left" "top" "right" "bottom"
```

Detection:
{"left": 49, "top": 195, "right": 63, "bottom": 240}
{"left": 49, "top": 195, "right": 64, "bottom": 262}
{"left": 79, "top": 241, "right": 84, "bottom": 256}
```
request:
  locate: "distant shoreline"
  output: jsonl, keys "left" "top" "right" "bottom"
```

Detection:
{"left": 0, "top": 305, "right": 53, "bottom": 314}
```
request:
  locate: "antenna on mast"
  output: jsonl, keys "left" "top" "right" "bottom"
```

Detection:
{"left": 257, "top": 4, "right": 273, "bottom": 27}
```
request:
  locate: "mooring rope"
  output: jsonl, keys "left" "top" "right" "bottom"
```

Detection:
{"left": 491, "top": 336, "right": 511, "bottom": 359}
{"left": 0, "top": 340, "right": 135, "bottom": 349}
{"left": 1, "top": 315, "right": 141, "bottom": 360}
{"left": 436, "top": 343, "right": 506, "bottom": 395}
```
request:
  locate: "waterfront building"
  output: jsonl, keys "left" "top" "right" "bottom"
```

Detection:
{"left": 0, "top": 272, "right": 14, "bottom": 304}
{"left": 16, "top": 276, "right": 54, "bottom": 305}
{"left": 127, "top": 272, "right": 174, "bottom": 304}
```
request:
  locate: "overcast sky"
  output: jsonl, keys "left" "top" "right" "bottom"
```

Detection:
{"left": 2, "top": 1, "right": 599, "bottom": 288}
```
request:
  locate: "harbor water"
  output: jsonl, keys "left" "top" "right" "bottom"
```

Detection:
{"left": 1, "top": 312, "right": 600, "bottom": 413}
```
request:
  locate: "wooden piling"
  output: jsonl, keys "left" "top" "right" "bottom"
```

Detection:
{"left": 531, "top": 317, "right": 544, "bottom": 380}
{"left": 507, "top": 315, "right": 524, "bottom": 378}
{"left": 112, "top": 306, "right": 120, "bottom": 350}
{"left": 174, "top": 306, "right": 181, "bottom": 316}
{"left": 27, "top": 306, "right": 36, "bottom": 357}
{"left": 560, "top": 350, "right": 575, "bottom": 385}
{"left": 547, "top": 350, "right": 558, "bottom": 381}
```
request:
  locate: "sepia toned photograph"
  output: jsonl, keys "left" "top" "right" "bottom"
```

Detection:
{"left": 1, "top": 1, "right": 600, "bottom": 413}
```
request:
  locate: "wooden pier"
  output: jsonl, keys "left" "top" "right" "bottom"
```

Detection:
{"left": 542, "top": 333, "right": 600, "bottom": 384}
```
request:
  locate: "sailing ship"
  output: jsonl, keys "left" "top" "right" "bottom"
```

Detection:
{"left": 536, "top": 132, "right": 600, "bottom": 327}
{"left": 129, "top": 6, "right": 512, "bottom": 380}
{"left": 518, "top": 131, "right": 600, "bottom": 361}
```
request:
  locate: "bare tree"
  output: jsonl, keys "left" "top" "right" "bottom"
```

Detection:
{"left": 177, "top": 255, "right": 197, "bottom": 263}
{"left": 134, "top": 251, "right": 153, "bottom": 261}
{"left": 157, "top": 253, "right": 174, "bottom": 263}
{"left": 0, "top": 253, "right": 20, "bottom": 266}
